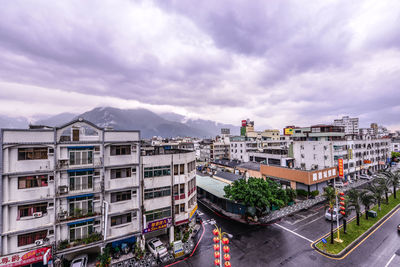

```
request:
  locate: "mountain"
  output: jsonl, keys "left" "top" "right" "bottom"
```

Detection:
{"left": 0, "top": 115, "right": 29, "bottom": 129}
{"left": 1, "top": 107, "right": 238, "bottom": 138}
{"left": 35, "top": 112, "right": 77, "bottom": 127}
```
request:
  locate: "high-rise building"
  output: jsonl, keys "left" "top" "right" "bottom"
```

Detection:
{"left": 333, "top": 116, "right": 359, "bottom": 134}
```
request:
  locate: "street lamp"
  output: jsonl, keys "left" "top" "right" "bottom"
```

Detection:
{"left": 213, "top": 225, "right": 233, "bottom": 266}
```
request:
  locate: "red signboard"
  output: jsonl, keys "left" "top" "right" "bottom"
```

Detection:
{"left": 364, "top": 160, "right": 372, "bottom": 164}
{"left": 0, "top": 247, "right": 51, "bottom": 267}
{"left": 338, "top": 158, "right": 344, "bottom": 177}
{"left": 241, "top": 120, "right": 247, "bottom": 127}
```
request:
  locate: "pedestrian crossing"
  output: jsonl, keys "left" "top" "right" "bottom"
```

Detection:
{"left": 202, "top": 218, "right": 216, "bottom": 226}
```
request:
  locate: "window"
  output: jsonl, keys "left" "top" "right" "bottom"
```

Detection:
{"left": 179, "top": 184, "right": 185, "bottom": 194}
{"left": 18, "top": 175, "right": 48, "bottom": 189}
{"left": 69, "top": 148, "right": 93, "bottom": 165}
{"left": 187, "top": 161, "right": 196, "bottom": 172}
{"left": 69, "top": 221, "right": 93, "bottom": 241}
{"left": 173, "top": 185, "right": 179, "bottom": 196}
{"left": 144, "top": 165, "right": 170, "bottom": 178}
{"left": 180, "top": 203, "right": 185, "bottom": 213}
{"left": 111, "top": 168, "right": 132, "bottom": 179}
{"left": 18, "top": 230, "right": 47, "bottom": 246}
{"left": 111, "top": 213, "right": 132, "bottom": 226}
{"left": 180, "top": 164, "right": 184, "bottom": 174}
{"left": 174, "top": 165, "right": 179, "bottom": 175}
{"left": 69, "top": 196, "right": 93, "bottom": 216}
{"left": 144, "top": 186, "right": 171, "bottom": 199}
{"left": 69, "top": 171, "right": 93, "bottom": 191}
{"left": 174, "top": 205, "right": 179, "bottom": 215}
{"left": 18, "top": 203, "right": 47, "bottom": 219}
{"left": 145, "top": 207, "right": 171, "bottom": 222}
{"left": 18, "top": 147, "right": 48, "bottom": 160}
{"left": 111, "top": 145, "right": 131, "bottom": 156}
{"left": 111, "top": 191, "right": 131, "bottom": 203}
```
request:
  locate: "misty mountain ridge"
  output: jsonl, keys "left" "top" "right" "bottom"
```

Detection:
{"left": 1, "top": 107, "right": 238, "bottom": 138}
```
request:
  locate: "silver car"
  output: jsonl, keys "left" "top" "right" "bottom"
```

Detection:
{"left": 71, "top": 254, "right": 88, "bottom": 267}
{"left": 325, "top": 208, "right": 343, "bottom": 221}
{"left": 147, "top": 238, "right": 168, "bottom": 259}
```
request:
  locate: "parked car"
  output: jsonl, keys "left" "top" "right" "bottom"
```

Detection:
{"left": 397, "top": 223, "right": 400, "bottom": 233}
{"left": 71, "top": 254, "right": 88, "bottom": 267}
{"left": 147, "top": 238, "right": 168, "bottom": 259}
{"left": 325, "top": 208, "right": 343, "bottom": 221}
{"left": 335, "top": 181, "right": 344, "bottom": 187}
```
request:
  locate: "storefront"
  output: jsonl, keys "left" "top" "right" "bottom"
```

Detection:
{"left": 0, "top": 247, "right": 51, "bottom": 267}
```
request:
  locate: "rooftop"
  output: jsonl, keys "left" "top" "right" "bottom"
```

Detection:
{"left": 212, "top": 159, "right": 241, "bottom": 168}
{"left": 237, "top": 161, "right": 261, "bottom": 172}
{"left": 214, "top": 171, "right": 243, "bottom": 182}
{"left": 196, "top": 174, "right": 229, "bottom": 199}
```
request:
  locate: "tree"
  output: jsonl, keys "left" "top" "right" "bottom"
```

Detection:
{"left": 347, "top": 189, "right": 361, "bottom": 226}
{"left": 323, "top": 186, "right": 336, "bottom": 244}
{"left": 391, "top": 151, "right": 400, "bottom": 160}
{"left": 224, "top": 177, "right": 289, "bottom": 216}
{"left": 285, "top": 187, "right": 297, "bottom": 203}
{"left": 376, "top": 176, "right": 391, "bottom": 204}
{"left": 379, "top": 169, "right": 400, "bottom": 199}
{"left": 368, "top": 180, "right": 384, "bottom": 211}
{"left": 360, "top": 190, "right": 375, "bottom": 220}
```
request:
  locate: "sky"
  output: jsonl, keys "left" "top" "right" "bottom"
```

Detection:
{"left": 1, "top": 0, "right": 400, "bottom": 130}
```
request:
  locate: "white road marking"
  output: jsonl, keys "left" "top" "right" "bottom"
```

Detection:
{"left": 198, "top": 211, "right": 204, "bottom": 216}
{"left": 286, "top": 212, "right": 318, "bottom": 225}
{"left": 384, "top": 254, "right": 396, "bottom": 267}
{"left": 275, "top": 223, "right": 313, "bottom": 243}
{"left": 293, "top": 215, "right": 325, "bottom": 231}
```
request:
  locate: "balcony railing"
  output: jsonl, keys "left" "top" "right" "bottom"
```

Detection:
{"left": 57, "top": 232, "right": 103, "bottom": 251}
{"left": 57, "top": 210, "right": 100, "bottom": 222}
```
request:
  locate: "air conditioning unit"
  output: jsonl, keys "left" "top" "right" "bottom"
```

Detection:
{"left": 35, "top": 239, "right": 44, "bottom": 246}
{"left": 58, "top": 186, "right": 68, "bottom": 194}
{"left": 48, "top": 148, "right": 54, "bottom": 155}
{"left": 131, "top": 145, "right": 137, "bottom": 152}
{"left": 33, "top": 212, "right": 43, "bottom": 218}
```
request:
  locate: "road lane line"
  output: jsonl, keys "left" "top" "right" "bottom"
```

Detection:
{"left": 293, "top": 215, "right": 325, "bottom": 231}
{"left": 275, "top": 223, "right": 313, "bottom": 243}
{"left": 384, "top": 254, "right": 396, "bottom": 267}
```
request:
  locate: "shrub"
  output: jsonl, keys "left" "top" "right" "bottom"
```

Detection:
{"left": 311, "top": 190, "right": 319, "bottom": 197}
{"left": 296, "top": 189, "right": 308, "bottom": 197}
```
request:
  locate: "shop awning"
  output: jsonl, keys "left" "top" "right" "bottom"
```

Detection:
{"left": 67, "top": 168, "right": 94, "bottom": 173}
{"left": 66, "top": 193, "right": 94, "bottom": 199}
{"left": 67, "top": 218, "right": 94, "bottom": 226}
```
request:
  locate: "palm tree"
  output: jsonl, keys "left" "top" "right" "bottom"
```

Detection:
{"left": 379, "top": 169, "right": 400, "bottom": 199}
{"left": 368, "top": 180, "right": 384, "bottom": 211}
{"left": 376, "top": 176, "right": 391, "bottom": 204}
{"left": 360, "top": 190, "right": 375, "bottom": 220}
{"left": 323, "top": 186, "right": 336, "bottom": 244}
{"left": 347, "top": 188, "right": 361, "bottom": 226}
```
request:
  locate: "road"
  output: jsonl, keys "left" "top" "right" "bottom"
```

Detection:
{"left": 172, "top": 201, "right": 400, "bottom": 267}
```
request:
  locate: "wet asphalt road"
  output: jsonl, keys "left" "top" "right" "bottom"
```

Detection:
{"left": 172, "top": 200, "right": 400, "bottom": 267}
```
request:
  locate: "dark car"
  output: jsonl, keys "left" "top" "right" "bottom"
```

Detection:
{"left": 397, "top": 224, "right": 400, "bottom": 233}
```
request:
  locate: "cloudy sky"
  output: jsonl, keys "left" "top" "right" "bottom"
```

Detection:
{"left": 1, "top": 0, "right": 400, "bottom": 130}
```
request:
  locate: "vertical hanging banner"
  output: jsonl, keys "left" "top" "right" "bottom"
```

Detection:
{"left": 338, "top": 158, "right": 344, "bottom": 177}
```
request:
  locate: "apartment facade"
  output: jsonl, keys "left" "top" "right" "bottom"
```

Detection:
{"left": 0, "top": 119, "right": 198, "bottom": 265}
{"left": 333, "top": 116, "right": 359, "bottom": 135}
{"left": 141, "top": 146, "right": 197, "bottom": 244}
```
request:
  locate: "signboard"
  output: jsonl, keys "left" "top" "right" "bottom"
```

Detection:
{"left": 348, "top": 149, "right": 353, "bottom": 159}
{"left": 338, "top": 158, "right": 344, "bottom": 177}
{"left": 0, "top": 247, "right": 51, "bottom": 267}
{"left": 379, "top": 161, "right": 385, "bottom": 165}
{"left": 143, "top": 218, "right": 172, "bottom": 234}
{"left": 173, "top": 240, "right": 184, "bottom": 258}
{"left": 189, "top": 204, "right": 198, "bottom": 221}
{"left": 321, "top": 238, "right": 327, "bottom": 244}
{"left": 364, "top": 160, "right": 372, "bottom": 164}
{"left": 284, "top": 128, "right": 293, "bottom": 135}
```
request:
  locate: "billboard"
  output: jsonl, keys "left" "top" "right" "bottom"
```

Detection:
{"left": 284, "top": 128, "right": 293, "bottom": 135}
{"left": 143, "top": 218, "right": 172, "bottom": 234}
{"left": 241, "top": 120, "right": 247, "bottom": 127}
{"left": 0, "top": 247, "right": 51, "bottom": 267}
{"left": 338, "top": 158, "right": 344, "bottom": 177}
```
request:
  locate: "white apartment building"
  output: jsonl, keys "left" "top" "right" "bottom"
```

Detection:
{"left": 0, "top": 119, "right": 141, "bottom": 263}
{"left": 141, "top": 146, "right": 197, "bottom": 244}
{"left": 392, "top": 139, "right": 400, "bottom": 153}
{"left": 293, "top": 134, "right": 390, "bottom": 181}
{"left": 333, "top": 116, "right": 359, "bottom": 135}
{"left": 229, "top": 136, "right": 260, "bottom": 162}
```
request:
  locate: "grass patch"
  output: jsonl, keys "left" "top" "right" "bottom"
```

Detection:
{"left": 316, "top": 190, "right": 400, "bottom": 254}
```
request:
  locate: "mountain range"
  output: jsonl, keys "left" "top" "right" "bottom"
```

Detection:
{"left": 0, "top": 107, "right": 239, "bottom": 138}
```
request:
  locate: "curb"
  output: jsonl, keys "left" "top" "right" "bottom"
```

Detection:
{"left": 312, "top": 203, "right": 400, "bottom": 258}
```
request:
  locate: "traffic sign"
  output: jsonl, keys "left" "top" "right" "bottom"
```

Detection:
{"left": 321, "top": 238, "right": 327, "bottom": 244}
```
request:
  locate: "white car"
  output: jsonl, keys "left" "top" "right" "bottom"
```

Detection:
{"left": 325, "top": 208, "right": 343, "bottom": 221}
{"left": 147, "top": 238, "right": 168, "bottom": 259}
{"left": 71, "top": 254, "right": 88, "bottom": 267}
{"left": 334, "top": 181, "right": 344, "bottom": 187}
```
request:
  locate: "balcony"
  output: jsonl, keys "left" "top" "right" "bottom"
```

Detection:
{"left": 108, "top": 219, "right": 140, "bottom": 238}
{"left": 13, "top": 212, "right": 54, "bottom": 232}
{"left": 13, "top": 160, "right": 52, "bottom": 174}
{"left": 57, "top": 209, "right": 101, "bottom": 223}
{"left": 57, "top": 232, "right": 103, "bottom": 251}
{"left": 105, "top": 154, "right": 137, "bottom": 166}
{"left": 57, "top": 158, "right": 102, "bottom": 170}
{"left": 108, "top": 199, "right": 138, "bottom": 213}
{"left": 10, "top": 186, "right": 54, "bottom": 202}
{"left": 106, "top": 176, "right": 139, "bottom": 191}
